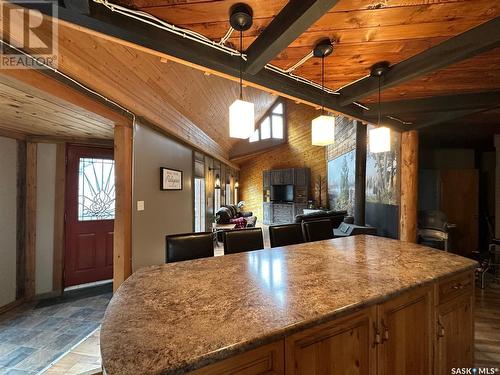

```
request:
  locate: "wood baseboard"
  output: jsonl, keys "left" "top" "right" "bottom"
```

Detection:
{"left": 0, "top": 298, "right": 25, "bottom": 315}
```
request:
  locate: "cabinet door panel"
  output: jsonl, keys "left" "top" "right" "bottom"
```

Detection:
{"left": 378, "top": 286, "right": 433, "bottom": 375}
{"left": 286, "top": 307, "right": 376, "bottom": 375}
{"left": 282, "top": 169, "right": 294, "bottom": 185}
{"left": 263, "top": 171, "right": 271, "bottom": 189}
{"left": 436, "top": 293, "right": 473, "bottom": 375}
{"left": 294, "top": 168, "right": 307, "bottom": 187}
{"left": 271, "top": 170, "right": 283, "bottom": 185}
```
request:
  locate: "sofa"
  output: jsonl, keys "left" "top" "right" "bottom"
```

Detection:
{"left": 294, "top": 210, "right": 347, "bottom": 229}
{"left": 216, "top": 205, "right": 257, "bottom": 228}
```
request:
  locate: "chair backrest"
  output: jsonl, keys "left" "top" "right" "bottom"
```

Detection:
{"left": 166, "top": 232, "right": 214, "bottom": 263}
{"left": 303, "top": 219, "right": 334, "bottom": 242}
{"left": 224, "top": 228, "right": 264, "bottom": 255}
{"left": 269, "top": 223, "right": 305, "bottom": 248}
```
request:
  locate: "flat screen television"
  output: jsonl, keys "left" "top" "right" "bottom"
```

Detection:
{"left": 271, "top": 185, "right": 294, "bottom": 202}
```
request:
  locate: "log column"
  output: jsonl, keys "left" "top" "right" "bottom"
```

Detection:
{"left": 354, "top": 121, "right": 367, "bottom": 226}
{"left": 113, "top": 120, "right": 133, "bottom": 291}
{"left": 400, "top": 130, "right": 419, "bottom": 242}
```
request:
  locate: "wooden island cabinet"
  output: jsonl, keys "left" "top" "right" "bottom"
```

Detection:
{"left": 192, "top": 272, "right": 473, "bottom": 375}
{"left": 100, "top": 236, "right": 476, "bottom": 375}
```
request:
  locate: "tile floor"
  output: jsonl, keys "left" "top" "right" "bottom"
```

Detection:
{"left": 0, "top": 292, "right": 111, "bottom": 375}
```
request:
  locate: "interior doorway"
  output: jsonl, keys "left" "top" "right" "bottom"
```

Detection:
{"left": 64, "top": 145, "right": 115, "bottom": 287}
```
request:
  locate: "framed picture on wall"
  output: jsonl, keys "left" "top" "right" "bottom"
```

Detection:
{"left": 160, "top": 168, "right": 183, "bottom": 191}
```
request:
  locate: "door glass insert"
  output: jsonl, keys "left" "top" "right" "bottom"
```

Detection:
{"left": 78, "top": 157, "right": 115, "bottom": 221}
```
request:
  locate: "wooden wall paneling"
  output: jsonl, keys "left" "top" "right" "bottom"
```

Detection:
{"left": 0, "top": 127, "right": 27, "bottom": 141}
{"left": 113, "top": 122, "right": 133, "bottom": 291}
{"left": 25, "top": 142, "right": 37, "bottom": 299}
{"left": 16, "top": 141, "right": 27, "bottom": 299}
{"left": 52, "top": 143, "right": 66, "bottom": 294}
{"left": 400, "top": 130, "right": 419, "bottom": 242}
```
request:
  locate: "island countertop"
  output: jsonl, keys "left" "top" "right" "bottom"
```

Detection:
{"left": 100, "top": 235, "right": 476, "bottom": 375}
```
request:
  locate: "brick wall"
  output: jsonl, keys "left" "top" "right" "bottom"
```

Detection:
{"left": 326, "top": 116, "right": 357, "bottom": 161}
{"left": 239, "top": 100, "right": 328, "bottom": 220}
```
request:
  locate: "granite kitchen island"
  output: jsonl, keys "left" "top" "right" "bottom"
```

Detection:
{"left": 100, "top": 235, "right": 476, "bottom": 375}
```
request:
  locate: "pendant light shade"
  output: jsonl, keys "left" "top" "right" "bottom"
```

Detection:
{"left": 312, "top": 115, "right": 335, "bottom": 146}
{"left": 369, "top": 126, "right": 391, "bottom": 153}
{"left": 369, "top": 61, "right": 391, "bottom": 154}
{"left": 311, "top": 39, "right": 335, "bottom": 146}
{"left": 229, "top": 99, "right": 255, "bottom": 139}
{"left": 229, "top": 4, "right": 255, "bottom": 139}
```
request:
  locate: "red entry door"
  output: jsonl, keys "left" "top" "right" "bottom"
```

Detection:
{"left": 65, "top": 145, "right": 114, "bottom": 287}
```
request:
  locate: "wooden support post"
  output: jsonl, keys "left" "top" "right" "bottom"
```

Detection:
{"left": 25, "top": 142, "right": 37, "bottom": 299}
{"left": 113, "top": 122, "right": 133, "bottom": 291}
{"left": 400, "top": 131, "right": 419, "bottom": 242}
{"left": 354, "top": 121, "right": 367, "bottom": 226}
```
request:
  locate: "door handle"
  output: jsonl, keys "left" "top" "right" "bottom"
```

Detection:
{"left": 373, "top": 322, "right": 381, "bottom": 348}
{"left": 381, "top": 319, "right": 389, "bottom": 342}
{"left": 437, "top": 319, "right": 445, "bottom": 338}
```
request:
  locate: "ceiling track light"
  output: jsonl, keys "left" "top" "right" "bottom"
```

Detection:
{"left": 228, "top": 3, "right": 255, "bottom": 139}
{"left": 311, "top": 39, "right": 336, "bottom": 146}
{"left": 369, "top": 61, "right": 392, "bottom": 153}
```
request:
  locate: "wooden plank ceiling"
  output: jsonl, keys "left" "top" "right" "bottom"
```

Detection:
{"left": 0, "top": 74, "right": 115, "bottom": 139}
{"left": 114, "top": 0, "right": 500, "bottom": 128}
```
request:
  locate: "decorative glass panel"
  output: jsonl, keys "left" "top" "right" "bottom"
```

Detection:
{"left": 249, "top": 129, "right": 260, "bottom": 143}
{"left": 261, "top": 117, "right": 271, "bottom": 139}
{"left": 78, "top": 157, "right": 115, "bottom": 221}
{"left": 272, "top": 102, "right": 283, "bottom": 114}
{"left": 272, "top": 115, "right": 284, "bottom": 139}
{"left": 194, "top": 178, "right": 206, "bottom": 232}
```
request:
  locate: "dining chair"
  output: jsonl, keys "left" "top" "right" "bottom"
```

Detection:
{"left": 166, "top": 232, "right": 214, "bottom": 263}
{"left": 223, "top": 228, "right": 264, "bottom": 255}
{"left": 269, "top": 223, "right": 305, "bottom": 248}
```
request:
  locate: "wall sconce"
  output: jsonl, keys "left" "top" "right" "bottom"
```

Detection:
{"left": 234, "top": 181, "right": 239, "bottom": 189}
{"left": 214, "top": 174, "right": 221, "bottom": 189}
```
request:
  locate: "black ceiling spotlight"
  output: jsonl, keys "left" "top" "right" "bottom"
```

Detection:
{"left": 370, "top": 61, "right": 390, "bottom": 77}
{"left": 229, "top": 3, "right": 253, "bottom": 31}
{"left": 313, "top": 38, "right": 334, "bottom": 58}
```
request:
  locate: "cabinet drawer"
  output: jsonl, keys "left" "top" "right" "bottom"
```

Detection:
{"left": 191, "top": 341, "right": 284, "bottom": 374}
{"left": 438, "top": 271, "right": 473, "bottom": 305}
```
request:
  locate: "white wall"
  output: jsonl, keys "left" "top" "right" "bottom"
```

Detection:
{"left": 36, "top": 143, "right": 56, "bottom": 295}
{"left": 0, "top": 137, "right": 18, "bottom": 307}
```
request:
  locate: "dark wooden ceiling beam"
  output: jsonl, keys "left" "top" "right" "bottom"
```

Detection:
{"left": 338, "top": 17, "right": 500, "bottom": 106}
{"left": 15, "top": 1, "right": 405, "bottom": 131}
{"left": 244, "top": 0, "right": 340, "bottom": 75}
{"left": 412, "top": 106, "right": 499, "bottom": 130}
{"left": 363, "top": 91, "right": 500, "bottom": 116}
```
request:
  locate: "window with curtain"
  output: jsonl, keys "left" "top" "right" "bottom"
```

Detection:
{"left": 194, "top": 155, "right": 206, "bottom": 232}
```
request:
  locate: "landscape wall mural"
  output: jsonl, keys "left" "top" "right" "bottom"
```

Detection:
{"left": 366, "top": 125, "right": 400, "bottom": 205}
{"left": 328, "top": 149, "right": 355, "bottom": 214}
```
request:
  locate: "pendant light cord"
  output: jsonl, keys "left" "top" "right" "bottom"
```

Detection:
{"left": 377, "top": 75, "right": 381, "bottom": 127}
{"left": 321, "top": 55, "right": 325, "bottom": 115}
{"left": 239, "top": 30, "right": 243, "bottom": 100}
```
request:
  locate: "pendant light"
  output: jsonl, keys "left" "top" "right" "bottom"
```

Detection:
{"left": 229, "top": 4, "right": 255, "bottom": 139}
{"left": 311, "top": 39, "right": 335, "bottom": 146}
{"left": 369, "top": 61, "right": 391, "bottom": 153}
